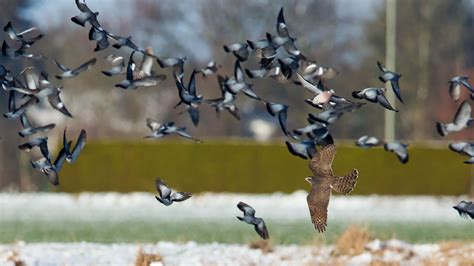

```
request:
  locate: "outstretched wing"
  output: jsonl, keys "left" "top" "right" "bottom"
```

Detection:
{"left": 331, "top": 169, "right": 358, "bottom": 195}
{"left": 306, "top": 183, "right": 331, "bottom": 233}
{"left": 170, "top": 192, "right": 192, "bottom": 202}
{"left": 309, "top": 144, "right": 336, "bottom": 177}
{"left": 237, "top": 201, "right": 256, "bottom": 217}
{"left": 155, "top": 177, "right": 171, "bottom": 198}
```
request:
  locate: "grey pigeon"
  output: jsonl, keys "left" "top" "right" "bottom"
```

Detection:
{"left": 352, "top": 87, "right": 398, "bottom": 112}
{"left": 436, "top": 101, "right": 472, "bottom": 137}
{"left": 266, "top": 8, "right": 305, "bottom": 59}
{"left": 265, "top": 101, "right": 291, "bottom": 137}
{"left": 206, "top": 75, "right": 240, "bottom": 120}
{"left": 71, "top": 0, "right": 102, "bottom": 29}
{"left": 449, "top": 76, "right": 474, "bottom": 101}
{"left": 62, "top": 128, "right": 87, "bottom": 163}
{"left": 116, "top": 51, "right": 165, "bottom": 90}
{"left": 355, "top": 136, "right": 384, "bottom": 148}
{"left": 102, "top": 54, "right": 126, "bottom": 76}
{"left": 227, "top": 60, "right": 260, "bottom": 100}
{"left": 384, "top": 141, "right": 409, "bottom": 164}
{"left": 448, "top": 142, "right": 474, "bottom": 164}
{"left": 174, "top": 70, "right": 203, "bottom": 126}
{"left": 377, "top": 61, "right": 403, "bottom": 103}
{"left": 223, "top": 43, "right": 249, "bottom": 62}
{"left": 54, "top": 58, "right": 97, "bottom": 79}
{"left": 155, "top": 177, "right": 192, "bottom": 206}
{"left": 453, "top": 201, "right": 474, "bottom": 219}
{"left": 18, "top": 137, "right": 50, "bottom": 160}
{"left": 285, "top": 139, "right": 316, "bottom": 160}
{"left": 18, "top": 114, "right": 55, "bottom": 138}
{"left": 88, "top": 26, "right": 110, "bottom": 52}
{"left": 236, "top": 201, "right": 269, "bottom": 240}
{"left": 30, "top": 146, "right": 68, "bottom": 186}
{"left": 197, "top": 61, "right": 220, "bottom": 77}
{"left": 297, "top": 74, "right": 351, "bottom": 108}
{"left": 2, "top": 41, "right": 44, "bottom": 60}
{"left": 156, "top": 56, "right": 186, "bottom": 80}
{"left": 3, "top": 91, "right": 39, "bottom": 120}
{"left": 4, "top": 21, "right": 43, "bottom": 45}
{"left": 145, "top": 118, "right": 201, "bottom": 142}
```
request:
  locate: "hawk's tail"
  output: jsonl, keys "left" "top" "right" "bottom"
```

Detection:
{"left": 331, "top": 169, "right": 358, "bottom": 195}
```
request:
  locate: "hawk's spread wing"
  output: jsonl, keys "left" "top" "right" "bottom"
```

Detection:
{"left": 309, "top": 144, "right": 336, "bottom": 177}
{"left": 306, "top": 182, "right": 331, "bottom": 233}
{"left": 331, "top": 169, "right": 358, "bottom": 195}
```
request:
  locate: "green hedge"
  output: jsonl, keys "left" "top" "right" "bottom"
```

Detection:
{"left": 57, "top": 140, "right": 473, "bottom": 195}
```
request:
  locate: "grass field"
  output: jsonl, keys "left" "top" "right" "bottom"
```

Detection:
{"left": 1, "top": 219, "right": 474, "bottom": 245}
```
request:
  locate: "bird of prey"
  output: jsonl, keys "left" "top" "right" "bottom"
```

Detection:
{"left": 236, "top": 201, "right": 269, "bottom": 240}
{"left": 449, "top": 76, "right": 474, "bottom": 101}
{"left": 54, "top": 58, "right": 97, "bottom": 79}
{"left": 265, "top": 101, "right": 291, "bottom": 137}
{"left": 3, "top": 91, "right": 39, "bottom": 120}
{"left": 266, "top": 8, "right": 305, "bottom": 59}
{"left": 355, "top": 136, "right": 384, "bottom": 148}
{"left": 18, "top": 114, "right": 55, "bottom": 138}
{"left": 62, "top": 128, "right": 87, "bottom": 163}
{"left": 116, "top": 51, "right": 166, "bottom": 90}
{"left": 384, "top": 141, "right": 409, "bottom": 164}
{"left": 436, "top": 101, "right": 472, "bottom": 137}
{"left": 453, "top": 201, "right": 474, "bottom": 219}
{"left": 226, "top": 60, "right": 260, "bottom": 100}
{"left": 448, "top": 142, "right": 474, "bottom": 164}
{"left": 306, "top": 144, "right": 358, "bottom": 233}
{"left": 156, "top": 56, "right": 186, "bottom": 80}
{"left": 223, "top": 43, "right": 249, "bottom": 62}
{"left": 352, "top": 87, "right": 398, "bottom": 112}
{"left": 197, "top": 61, "right": 220, "bottom": 77}
{"left": 4, "top": 21, "right": 43, "bottom": 45}
{"left": 206, "top": 75, "right": 240, "bottom": 120}
{"left": 145, "top": 118, "right": 201, "bottom": 142}
{"left": 285, "top": 139, "right": 316, "bottom": 160}
{"left": 102, "top": 54, "right": 126, "bottom": 76}
{"left": 377, "top": 61, "right": 403, "bottom": 104}
{"left": 154, "top": 177, "right": 192, "bottom": 206}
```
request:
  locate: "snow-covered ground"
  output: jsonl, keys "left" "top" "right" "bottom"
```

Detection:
{"left": 0, "top": 192, "right": 467, "bottom": 223}
{"left": 1, "top": 240, "right": 473, "bottom": 266}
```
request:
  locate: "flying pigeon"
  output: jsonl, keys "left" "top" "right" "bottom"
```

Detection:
{"left": 116, "top": 51, "right": 165, "bottom": 90}
{"left": 285, "top": 139, "right": 316, "bottom": 160}
{"left": 3, "top": 21, "right": 43, "bottom": 45}
{"left": 30, "top": 146, "right": 68, "bottom": 186}
{"left": 223, "top": 43, "right": 249, "bottom": 62}
{"left": 71, "top": 0, "right": 102, "bottom": 29}
{"left": 154, "top": 177, "right": 192, "bottom": 206}
{"left": 384, "top": 141, "right": 409, "bottom": 164}
{"left": 145, "top": 118, "right": 201, "bottom": 142}
{"left": 355, "top": 136, "right": 384, "bottom": 148}
{"left": 3, "top": 91, "right": 39, "bottom": 120}
{"left": 226, "top": 60, "right": 260, "bottom": 100}
{"left": 18, "top": 114, "right": 55, "bottom": 138}
{"left": 236, "top": 201, "right": 270, "bottom": 240}
{"left": 297, "top": 73, "right": 350, "bottom": 108}
{"left": 206, "top": 75, "right": 240, "bottom": 120}
{"left": 306, "top": 144, "right": 358, "bottom": 232}
{"left": 196, "top": 61, "right": 220, "bottom": 77}
{"left": 267, "top": 8, "right": 305, "bottom": 59}
{"left": 448, "top": 142, "right": 474, "bottom": 164}
{"left": 377, "top": 61, "right": 403, "bottom": 104}
{"left": 453, "top": 201, "right": 474, "bottom": 219}
{"left": 62, "top": 128, "right": 87, "bottom": 163}
{"left": 156, "top": 56, "right": 186, "bottom": 80}
{"left": 2, "top": 40, "right": 44, "bottom": 60}
{"left": 436, "top": 101, "right": 472, "bottom": 137}
{"left": 265, "top": 101, "right": 291, "bottom": 137}
{"left": 54, "top": 58, "right": 97, "bottom": 79}
{"left": 448, "top": 76, "right": 474, "bottom": 101}
{"left": 102, "top": 54, "right": 126, "bottom": 76}
{"left": 352, "top": 87, "right": 398, "bottom": 112}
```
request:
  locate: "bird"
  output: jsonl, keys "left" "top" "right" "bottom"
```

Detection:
{"left": 62, "top": 128, "right": 87, "bottom": 163}
{"left": 285, "top": 139, "right": 316, "bottom": 160}
{"left": 245, "top": 66, "right": 288, "bottom": 84}
{"left": 267, "top": 8, "right": 305, "bottom": 59}
{"left": 3, "top": 21, "right": 43, "bottom": 45}
{"left": 453, "top": 201, "right": 474, "bottom": 219}
{"left": 236, "top": 201, "right": 269, "bottom": 240}
{"left": 71, "top": 0, "right": 102, "bottom": 29}
{"left": 88, "top": 26, "right": 110, "bottom": 52}
{"left": 54, "top": 58, "right": 97, "bottom": 79}
{"left": 264, "top": 101, "right": 291, "bottom": 137}
{"left": 355, "top": 136, "right": 384, "bottom": 148}
{"left": 352, "top": 87, "right": 398, "bottom": 112}
{"left": 3, "top": 91, "right": 39, "bottom": 120}
{"left": 18, "top": 137, "right": 50, "bottom": 161}
{"left": 2, "top": 40, "right": 44, "bottom": 60}
{"left": 196, "top": 61, "right": 220, "bottom": 77}
{"left": 145, "top": 118, "right": 201, "bottom": 142}
{"left": 18, "top": 114, "right": 55, "bottom": 138}
{"left": 306, "top": 144, "right": 358, "bottom": 233}
{"left": 297, "top": 73, "right": 350, "bottom": 108}
{"left": 377, "top": 61, "right": 403, "bottom": 104}
{"left": 449, "top": 76, "right": 474, "bottom": 101}
{"left": 384, "top": 141, "right": 409, "bottom": 164}
{"left": 116, "top": 51, "right": 166, "bottom": 90}
{"left": 154, "top": 177, "right": 192, "bottom": 206}
{"left": 30, "top": 146, "right": 68, "bottom": 186}
{"left": 226, "top": 60, "right": 260, "bottom": 100}
{"left": 206, "top": 75, "right": 240, "bottom": 120}
{"left": 174, "top": 70, "right": 204, "bottom": 126}
{"left": 436, "top": 101, "right": 472, "bottom": 137}
{"left": 246, "top": 38, "right": 278, "bottom": 62}
{"left": 448, "top": 142, "right": 474, "bottom": 164}
{"left": 102, "top": 54, "right": 126, "bottom": 76}
{"left": 223, "top": 43, "right": 249, "bottom": 62}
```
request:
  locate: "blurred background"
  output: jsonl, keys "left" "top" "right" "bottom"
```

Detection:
{"left": 0, "top": 0, "right": 472, "bottom": 193}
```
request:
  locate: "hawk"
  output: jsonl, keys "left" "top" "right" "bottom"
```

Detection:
{"left": 306, "top": 144, "right": 358, "bottom": 233}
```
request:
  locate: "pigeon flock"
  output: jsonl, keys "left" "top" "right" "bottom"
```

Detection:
{"left": 0, "top": 1, "right": 473, "bottom": 239}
